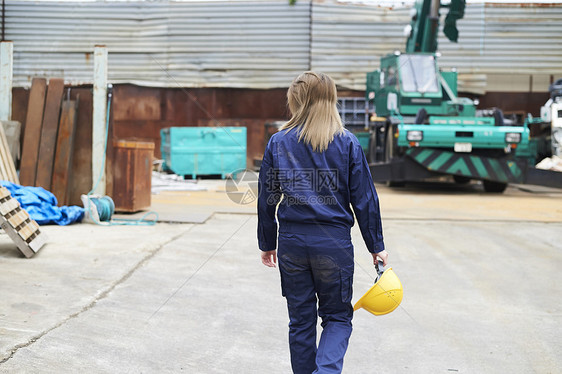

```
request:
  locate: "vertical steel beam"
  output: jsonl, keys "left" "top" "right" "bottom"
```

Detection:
{"left": 0, "top": 41, "right": 12, "bottom": 121}
{"left": 92, "top": 45, "right": 108, "bottom": 195}
{"left": 430, "top": 0, "right": 439, "bottom": 18}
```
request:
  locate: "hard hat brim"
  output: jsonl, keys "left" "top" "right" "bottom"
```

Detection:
{"left": 353, "top": 267, "right": 403, "bottom": 316}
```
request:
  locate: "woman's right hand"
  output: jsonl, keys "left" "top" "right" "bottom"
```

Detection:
{"left": 261, "top": 250, "right": 277, "bottom": 268}
{"left": 372, "top": 250, "right": 388, "bottom": 267}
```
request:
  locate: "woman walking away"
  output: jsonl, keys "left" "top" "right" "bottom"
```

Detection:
{"left": 257, "top": 71, "right": 388, "bottom": 374}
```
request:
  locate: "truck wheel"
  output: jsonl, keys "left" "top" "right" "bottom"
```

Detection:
{"left": 367, "top": 131, "right": 378, "bottom": 164}
{"left": 483, "top": 180, "right": 507, "bottom": 193}
{"left": 453, "top": 175, "right": 471, "bottom": 184}
{"left": 385, "top": 126, "right": 405, "bottom": 187}
{"left": 387, "top": 180, "right": 406, "bottom": 188}
{"left": 384, "top": 126, "right": 395, "bottom": 162}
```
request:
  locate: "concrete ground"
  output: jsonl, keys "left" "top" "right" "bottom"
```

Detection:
{"left": 0, "top": 179, "right": 561, "bottom": 373}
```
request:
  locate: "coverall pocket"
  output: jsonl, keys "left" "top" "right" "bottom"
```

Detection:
{"left": 340, "top": 268, "right": 353, "bottom": 303}
{"left": 278, "top": 234, "right": 298, "bottom": 298}
{"left": 279, "top": 269, "right": 288, "bottom": 297}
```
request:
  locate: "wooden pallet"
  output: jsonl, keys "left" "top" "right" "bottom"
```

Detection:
{"left": 0, "top": 186, "right": 47, "bottom": 258}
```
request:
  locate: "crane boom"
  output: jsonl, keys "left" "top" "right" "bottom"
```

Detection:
{"left": 361, "top": 0, "right": 554, "bottom": 192}
{"left": 405, "top": 0, "right": 466, "bottom": 53}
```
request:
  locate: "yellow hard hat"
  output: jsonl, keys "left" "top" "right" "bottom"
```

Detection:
{"left": 354, "top": 264, "right": 403, "bottom": 316}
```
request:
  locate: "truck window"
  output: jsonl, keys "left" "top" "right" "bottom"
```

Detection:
{"left": 399, "top": 55, "right": 439, "bottom": 93}
{"left": 386, "top": 67, "right": 397, "bottom": 87}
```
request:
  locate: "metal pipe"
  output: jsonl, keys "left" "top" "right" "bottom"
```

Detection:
{"left": 92, "top": 45, "right": 108, "bottom": 195}
{"left": 0, "top": 41, "right": 13, "bottom": 121}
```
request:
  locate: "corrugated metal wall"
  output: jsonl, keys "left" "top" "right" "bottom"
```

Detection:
{"left": 5, "top": 0, "right": 562, "bottom": 93}
{"left": 6, "top": 0, "right": 311, "bottom": 88}
{"left": 438, "top": 3, "right": 562, "bottom": 93}
{"left": 439, "top": 3, "right": 561, "bottom": 73}
{"left": 311, "top": 2, "right": 410, "bottom": 90}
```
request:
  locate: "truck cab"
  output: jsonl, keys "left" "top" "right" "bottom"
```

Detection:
{"left": 367, "top": 52, "right": 474, "bottom": 119}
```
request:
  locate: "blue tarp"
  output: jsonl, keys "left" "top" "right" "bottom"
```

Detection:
{"left": 1, "top": 181, "right": 84, "bottom": 225}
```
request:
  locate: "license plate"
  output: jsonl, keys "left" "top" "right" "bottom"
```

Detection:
{"left": 454, "top": 142, "right": 472, "bottom": 153}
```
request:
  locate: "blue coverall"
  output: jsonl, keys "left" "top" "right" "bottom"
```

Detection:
{"left": 257, "top": 128, "right": 385, "bottom": 374}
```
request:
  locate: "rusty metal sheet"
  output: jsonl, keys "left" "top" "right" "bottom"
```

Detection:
{"left": 35, "top": 78, "right": 64, "bottom": 190}
{"left": 67, "top": 88, "right": 93, "bottom": 206}
{"left": 19, "top": 78, "right": 46, "bottom": 187}
{"left": 477, "top": 91, "right": 550, "bottom": 118}
{"left": 110, "top": 85, "right": 289, "bottom": 163}
{"left": 11, "top": 87, "right": 28, "bottom": 131}
{"left": 14, "top": 85, "right": 93, "bottom": 206}
{"left": 112, "top": 91, "right": 161, "bottom": 121}
{"left": 112, "top": 140, "right": 154, "bottom": 212}
{"left": 51, "top": 99, "right": 78, "bottom": 206}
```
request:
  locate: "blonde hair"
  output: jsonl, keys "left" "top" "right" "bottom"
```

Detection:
{"left": 281, "top": 71, "right": 344, "bottom": 152}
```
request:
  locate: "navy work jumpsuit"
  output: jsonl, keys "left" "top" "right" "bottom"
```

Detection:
{"left": 257, "top": 128, "right": 385, "bottom": 374}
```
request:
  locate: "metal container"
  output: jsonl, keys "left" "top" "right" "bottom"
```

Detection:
{"left": 112, "top": 139, "right": 154, "bottom": 212}
{"left": 160, "top": 127, "right": 246, "bottom": 179}
{"left": 353, "top": 132, "right": 371, "bottom": 154}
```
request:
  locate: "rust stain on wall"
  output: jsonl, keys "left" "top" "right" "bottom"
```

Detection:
{"left": 477, "top": 91, "right": 549, "bottom": 117}
{"left": 12, "top": 84, "right": 551, "bottom": 197}
{"left": 112, "top": 85, "right": 162, "bottom": 121}
{"left": 111, "top": 85, "right": 290, "bottom": 163}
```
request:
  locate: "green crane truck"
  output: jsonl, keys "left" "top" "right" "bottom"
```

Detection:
{"left": 364, "top": 0, "right": 561, "bottom": 192}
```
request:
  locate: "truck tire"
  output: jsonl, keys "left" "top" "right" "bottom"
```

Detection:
{"left": 453, "top": 175, "right": 471, "bottom": 184}
{"left": 384, "top": 126, "right": 395, "bottom": 163}
{"left": 483, "top": 180, "right": 507, "bottom": 193}
{"left": 385, "top": 126, "right": 405, "bottom": 187}
{"left": 367, "top": 131, "right": 378, "bottom": 164}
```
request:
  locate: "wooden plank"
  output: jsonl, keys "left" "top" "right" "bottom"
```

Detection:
{"left": 8, "top": 210, "right": 28, "bottom": 228}
{"left": 19, "top": 78, "right": 47, "bottom": 186}
{"left": 18, "top": 223, "right": 39, "bottom": 241}
{"left": 35, "top": 78, "right": 65, "bottom": 190}
{"left": 18, "top": 224, "right": 33, "bottom": 240}
{"left": 0, "top": 186, "right": 10, "bottom": 198}
{"left": 0, "top": 197, "right": 19, "bottom": 215}
{"left": 0, "top": 126, "right": 11, "bottom": 181}
{"left": 0, "top": 148, "right": 9, "bottom": 181}
{"left": 26, "top": 220, "right": 40, "bottom": 233}
{"left": 0, "top": 121, "right": 22, "bottom": 176}
{"left": 0, "top": 123, "right": 19, "bottom": 183}
{"left": 51, "top": 99, "right": 78, "bottom": 206}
